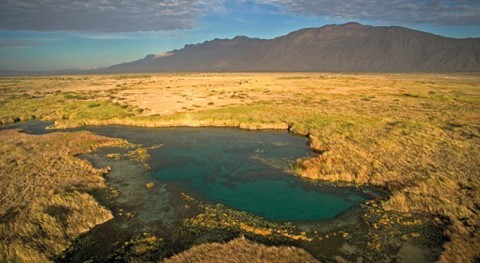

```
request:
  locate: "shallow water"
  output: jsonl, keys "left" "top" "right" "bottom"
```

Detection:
{"left": 82, "top": 125, "right": 366, "bottom": 221}
{"left": 0, "top": 119, "right": 53, "bottom": 134}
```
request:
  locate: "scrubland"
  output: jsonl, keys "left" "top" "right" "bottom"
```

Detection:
{"left": 0, "top": 73, "right": 479, "bottom": 262}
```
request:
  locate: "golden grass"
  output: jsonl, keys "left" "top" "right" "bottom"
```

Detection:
{"left": 0, "top": 129, "right": 126, "bottom": 262}
{"left": 162, "top": 237, "right": 320, "bottom": 263}
{"left": 0, "top": 73, "right": 479, "bottom": 262}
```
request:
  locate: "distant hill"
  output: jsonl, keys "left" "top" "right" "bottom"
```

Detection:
{"left": 0, "top": 69, "right": 46, "bottom": 76}
{"left": 102, "top": 22, "right": 480, "bottom": 73}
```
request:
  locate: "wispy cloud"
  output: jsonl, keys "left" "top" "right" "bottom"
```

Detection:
{"left": 262, "top": 0, "right": 480, "bottom": 26}
{"left": 0, "top": 39, "right": 39, "bottom": 48}
{"left": 0, "top": 0, "right": 222, "bottom": 32}
{"left": 71, "top": 32, "right": 146, "bottom": 40}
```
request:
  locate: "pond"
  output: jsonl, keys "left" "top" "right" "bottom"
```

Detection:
{"left": 84, "top": 125, "right": 366, "bottom": 222}
{"left": 3, "top": 120, "right": 366, "bottom": 222}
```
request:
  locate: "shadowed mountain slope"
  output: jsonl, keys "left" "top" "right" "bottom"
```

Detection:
{"left": 104, "top": 22, "right": 480, "bottom": 73}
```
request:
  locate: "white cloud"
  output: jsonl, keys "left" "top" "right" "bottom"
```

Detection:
{"left": 0, "top": 39, "right": 38, "bottom": 48}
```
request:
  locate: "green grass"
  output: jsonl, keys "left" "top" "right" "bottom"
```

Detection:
{"left": 0, "top": 93, "right": 134, "bottom": 125}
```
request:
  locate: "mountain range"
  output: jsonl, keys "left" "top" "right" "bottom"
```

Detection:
{"left": 101, "top": 22, "right": 480, "bottom": 73}
{"left": 3, "top": 22, "right": 480, "bottom": 75}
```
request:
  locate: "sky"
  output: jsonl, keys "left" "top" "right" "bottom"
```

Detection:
{"left": 0, "top": 0, "right": 479, "bottom": 71}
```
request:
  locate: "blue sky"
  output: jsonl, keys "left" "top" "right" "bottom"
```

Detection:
{"left": 0, "top": 0, "right": 479, "bottom": 71}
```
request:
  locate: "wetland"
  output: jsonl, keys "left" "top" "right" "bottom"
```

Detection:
{"left": 1, "top": 73, "right": 478, "bottom": 262}
{"left": 3, "top": 121, "right": 441, "bottom": 262}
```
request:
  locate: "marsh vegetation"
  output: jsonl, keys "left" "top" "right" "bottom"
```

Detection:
{"left": 0, "top": 129, "right": 126, "bottom": 262}
{"left": 0, "top": 73, "right": 479, "bottom": 262}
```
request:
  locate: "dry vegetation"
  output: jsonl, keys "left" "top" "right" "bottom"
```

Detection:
{"left": 0, "top": 73, "right": 479, "bottom": 262}
{"left": 162, "top": 237, "right": 320, "bottom": 263}
{"left": 0, "top": 129, "right": 126, "bottom": 262}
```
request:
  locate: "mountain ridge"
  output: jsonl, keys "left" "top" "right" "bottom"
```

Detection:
{"left": 102, "top": 22, "right": 480, "bottom": 73}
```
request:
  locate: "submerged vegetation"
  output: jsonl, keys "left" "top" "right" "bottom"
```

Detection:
{"left": 0, "top": 73, "right": 479, "bottom": 262}
{"left": 181, "top": 193, "right": 312, "bottom": 242}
